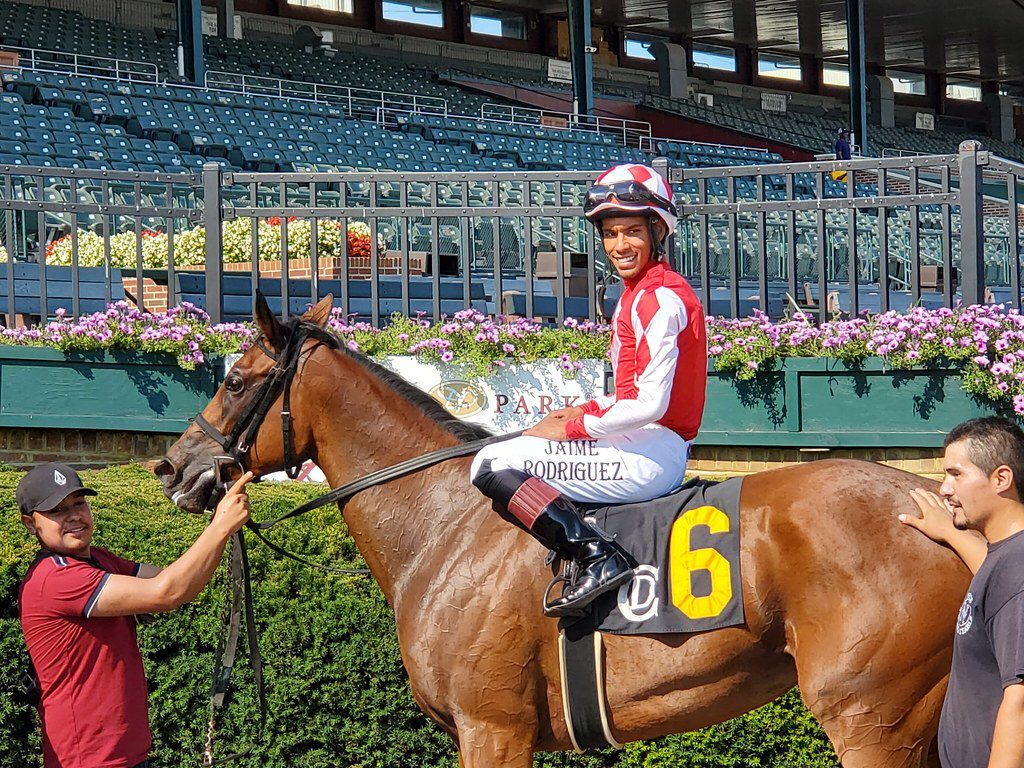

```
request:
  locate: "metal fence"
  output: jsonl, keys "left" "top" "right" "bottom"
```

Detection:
{"left": 204, "top": 70, "right": 449, "bottom": 119}
{"left": 0, "top": 142, "right": 1020, "bottom": 327}
{"left": 0, "top": 45, "right": 161, "bottom": 84}
{"left": 480, "top": 103, "right": 652, "bottom": 147}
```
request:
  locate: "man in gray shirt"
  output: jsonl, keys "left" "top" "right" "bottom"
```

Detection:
{"left": 901, "top": 417, "right": 1024, "bottom": 768}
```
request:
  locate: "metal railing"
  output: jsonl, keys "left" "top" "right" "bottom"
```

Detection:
{"left": 0, "top": 142, "right": 1019, "bottom": 327}
{"left": 0, "top": 45, "right": 160, "bottom": 84}
{"left": 480, "top": 103, "right": 652, "bottom": 147}
{"left": 205, "top": 71, "right": 448, "bottom": 119}
{"left": 641, "top": 136, "right": 782, "bottom": 156}
{"left": 662, "top": 142, "right": 1005, "bottom": 322}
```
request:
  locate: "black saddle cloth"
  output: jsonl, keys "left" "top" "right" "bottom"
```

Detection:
{"left": 564, "top": 476, "right": 746, "bottom": 637}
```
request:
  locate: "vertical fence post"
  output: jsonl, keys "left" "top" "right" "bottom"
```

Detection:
{"left": 652, "top": 156, "right": 676, "bottom": 271}
{"left": 958, "top": 140, "right": 987, "bottom": 305}
{"left": 202, "top": 163, "right": 224, "bottom": 323}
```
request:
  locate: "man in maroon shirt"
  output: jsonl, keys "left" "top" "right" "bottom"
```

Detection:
{"left": 18, "top": 462, "right": 252, "bottom": 768}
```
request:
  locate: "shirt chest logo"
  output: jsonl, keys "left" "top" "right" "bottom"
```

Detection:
{"left": 956, "top": 592, "right": 974, "bottom": 636}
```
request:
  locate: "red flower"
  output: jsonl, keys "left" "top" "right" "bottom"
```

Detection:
{"left": 347, "top": 230, "right": 372, "bottom": 259}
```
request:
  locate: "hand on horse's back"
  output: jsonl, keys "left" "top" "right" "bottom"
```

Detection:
{"left": 901, "top": 489, "right": 956, "bottom": 544}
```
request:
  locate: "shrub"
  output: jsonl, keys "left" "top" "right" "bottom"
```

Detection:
{"left": 24, "top": 219, "right": 384, "bottom": 270}
{"left": 0, "top": 465, "right": 839, "bottom": 767}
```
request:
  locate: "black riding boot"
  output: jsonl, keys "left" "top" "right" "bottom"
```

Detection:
{"left": 473, "top": 463, "right": 635, "bottom": 617}
{"left": 531, "top": 495, "right": 635, "bottom": 616}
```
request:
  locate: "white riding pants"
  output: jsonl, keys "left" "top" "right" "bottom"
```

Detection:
{"left": 470, "top": 423, "right": 690, "bottom": 504}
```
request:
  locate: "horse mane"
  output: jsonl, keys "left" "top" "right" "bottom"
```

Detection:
{"left": 283, "top": 317, "right": 492, "bottom": 443}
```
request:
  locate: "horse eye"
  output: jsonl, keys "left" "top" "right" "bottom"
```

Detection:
{"left": 225, "top": 377, "right": 244, "bottom": 393}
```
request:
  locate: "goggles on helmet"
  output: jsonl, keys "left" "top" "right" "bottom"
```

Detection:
{"left": 583, "top": 180, "right": 677, "bottom": 219}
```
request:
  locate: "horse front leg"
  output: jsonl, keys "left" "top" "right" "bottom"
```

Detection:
{"left": 455, "top": 720, "right": 537, "bottom": 768}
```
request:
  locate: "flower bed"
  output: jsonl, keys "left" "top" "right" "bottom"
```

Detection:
{"left": 706, "top": 305, "right": 1024, "bottom": 412}
{"left": 3, "top": 219, "right": 385, "bottom": 270}
{"left": 0, "top": 302, "right": 253, "bottom": 369}
{"left": 3, "top": 301, "right": 1024, "bottom": 414}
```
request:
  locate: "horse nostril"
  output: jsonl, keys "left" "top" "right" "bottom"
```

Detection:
{"left": 153, "top": 458, "right": 176, "bottom": 479}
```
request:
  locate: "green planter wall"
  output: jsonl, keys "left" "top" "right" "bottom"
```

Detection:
{"left": 0, "top": 348, "right": 1006, "bottom": 448}
{"left": 700, "top": 358, "right": 1007, "bottom": 448}
{"left": 0, "top": 347, "right": 219, "bottom": 432}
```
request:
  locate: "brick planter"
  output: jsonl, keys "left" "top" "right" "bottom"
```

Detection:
{"left": 121, "top": 253, "right": 427, "bottom": 313}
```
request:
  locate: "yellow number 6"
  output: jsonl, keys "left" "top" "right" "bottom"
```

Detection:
{"left": 669, "top": 505, "right": 733, "bottom": 619}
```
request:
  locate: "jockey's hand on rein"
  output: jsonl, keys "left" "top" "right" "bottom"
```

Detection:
{"left": 524, "top": 413, "right": 571, "bottom": 441}
{"left": 213, "top": 471, "right": 254, "bottom": 537}
{"left": 547, "top": 406, "right": 584, "bottom": 421}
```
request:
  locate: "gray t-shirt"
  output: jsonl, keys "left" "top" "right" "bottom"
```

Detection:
{"left": 939, "top": 528, "right": 1024, "bottom": 768}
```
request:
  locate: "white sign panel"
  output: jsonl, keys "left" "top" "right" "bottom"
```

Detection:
{"left": 201, "top": 11, "right": 218, "bottom": 36}
{"left": 547, "top": 59, "right": 573, "bottom": 84}
{"left": 916, "top": 112, "right": 935, "bottom": 130}
{"left": 380, "top": 356, "right": 604, "bottom": 433}
{"left": 761, "top": 92, "right": 787, "bottom": 113}
{"left": 201, "top": 11, "right": 242, "bottom": 38}
{"left": 223, "top": 354, "right": 606, "bottom": 481}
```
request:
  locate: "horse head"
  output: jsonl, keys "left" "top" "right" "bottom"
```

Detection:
{"left": 155, "top": 291, "right": 335, "bottom": 513}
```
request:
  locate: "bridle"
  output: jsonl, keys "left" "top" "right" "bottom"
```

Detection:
{"left": 187, "top": 318, "right": 522, "bottom": 764}
{"left": 193, "top": 321, "right": 339, "bottom": 498}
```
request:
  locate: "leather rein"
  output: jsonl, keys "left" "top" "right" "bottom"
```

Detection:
{"left": 190, "top": 320, "right": 521, "bottom": 763}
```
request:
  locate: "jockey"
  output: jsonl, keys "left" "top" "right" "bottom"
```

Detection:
{"left": 471, "top": 163, "right": 708, "bottom": 617}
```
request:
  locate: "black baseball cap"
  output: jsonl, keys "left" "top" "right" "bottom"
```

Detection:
{"left": 16, "top": 463, "right": 97, "bottom": 517}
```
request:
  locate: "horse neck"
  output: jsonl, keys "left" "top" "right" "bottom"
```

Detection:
{"left": 306, "top": 350, "right": 489, "bottom": 607}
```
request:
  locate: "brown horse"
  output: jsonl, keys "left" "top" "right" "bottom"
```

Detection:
{"left": 157, "top": 296, "right": 969, "bottom": 768}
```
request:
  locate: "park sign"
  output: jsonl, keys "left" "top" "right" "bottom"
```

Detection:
{"left": 380, "top": 355, "right": 605, "bottom": 432}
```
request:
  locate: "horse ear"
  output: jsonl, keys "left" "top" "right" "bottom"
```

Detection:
{"left": 303, "top": 294, "right": 334, "bottom": 328}
{"left": 253, "top": 291, "right": 283, "bottom": 350}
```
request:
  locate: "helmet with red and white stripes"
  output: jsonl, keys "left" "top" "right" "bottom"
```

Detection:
{"left": 583, "top": 164, "right": 678, "bottom": 239}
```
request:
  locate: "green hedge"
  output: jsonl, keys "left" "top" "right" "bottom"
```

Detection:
{"left": 0, "top": 465, "right": 839, "bottom": 767}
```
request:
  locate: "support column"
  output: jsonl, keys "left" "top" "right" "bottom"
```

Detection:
{"left": 175, "top": 0, "right": 205, "bottom": 84}
{"left": 867, "top": 74, "right": 894, "bottom": 127}
{"left": 217, "top": 0, "right": 235, "bottom": 39}
{"left": 650, "top": 41, "right": 692, "bottom": 99}
{"left": 566, "top": 0, "right": 594, "bottom": 118}
{"left": 845, "top": 0, "right": 868, "bottom": 153}
{"left": 982, "top": 83, "right": 1015, "bottom": 142}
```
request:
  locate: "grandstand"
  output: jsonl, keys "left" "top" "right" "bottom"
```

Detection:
{"left": 0, "top": 0, "right": 1023, "bottom": 324}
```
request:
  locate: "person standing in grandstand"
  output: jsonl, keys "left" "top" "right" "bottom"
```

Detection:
{"left": 472, "top": 164, "right": 707, "bottom": 617}
{"left": 835, "top": 128, "right": 853, "bottom": 161}
{"left": 17, "top": 462, "right": 252, "bottom": 768}
{"left": 900, "top": 418, "right": 1024, "bottom": 768}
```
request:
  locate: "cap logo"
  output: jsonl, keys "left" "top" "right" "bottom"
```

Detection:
{"left": 54, "top": 469, "right": 66, "bottom": 486}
